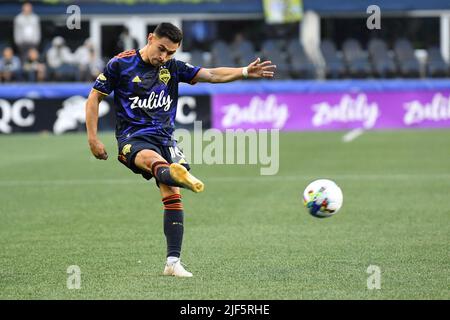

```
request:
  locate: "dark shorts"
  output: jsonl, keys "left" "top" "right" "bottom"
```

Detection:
{"left": 117, "top": 135, "right": 190, "bottom": 182}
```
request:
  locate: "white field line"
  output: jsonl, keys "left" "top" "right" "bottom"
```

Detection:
{"left": 0, "top": 173, "right": 449, "bottom": 187}
{"left": 342, "top": 128, "right": 365, "bottom": 143}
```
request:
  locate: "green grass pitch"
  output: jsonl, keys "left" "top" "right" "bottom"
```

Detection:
{"left": 0, "top": 130, "right": 449, "bottom": 299}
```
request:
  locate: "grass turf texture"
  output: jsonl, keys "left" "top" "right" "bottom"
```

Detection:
{"left": 0, "top": 130, "right": 449, "bottom": 299}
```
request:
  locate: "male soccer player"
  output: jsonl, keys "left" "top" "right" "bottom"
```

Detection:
{"left": 85, "top": 23, "right": 276, "bottom": 277}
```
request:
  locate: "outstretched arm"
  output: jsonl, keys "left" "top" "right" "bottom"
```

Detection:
{"left": 194, "top": 57, "right": 276, "bottom": 83}
{"left": 85, "top": 89, "right": 108, "bottom": 160}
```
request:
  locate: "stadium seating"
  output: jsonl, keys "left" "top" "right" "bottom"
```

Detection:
{"left": 232, "top": 39, "right": 257, "bottom": 66}
{"left": 394, "top": 38, "right": 421, "bottom": 78}
{"left": 211, "top": 40, "right": 237, "bottom": 68}
{"left": 368, "top": 38, "right": 398, "bottom": 78}
{"left": 342, "top": 38, "right": 372, "bottom": 78}
{"left": 2, "top": 25, "right": 449, "bottom": 82}
{"left": 426, "top": 46, "right": 450, "bottom": 77}
{"left": 189, "top": 49, "right": 207, "bottom": 68}
{"left": 286, "top": 39, "right": 316, "bottom": 79}
{"left": 261, "top": 39, "right": 290, "bottom": 79}
{"left": 320, "top": 39, "right": 347, "bottom": 79}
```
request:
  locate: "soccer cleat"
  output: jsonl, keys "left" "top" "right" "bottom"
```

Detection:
{"left": 163, "top": 259, "right": 193, "bottom": 277}
{"left": 169, "top": 163, "right": 204, "bottom": 193}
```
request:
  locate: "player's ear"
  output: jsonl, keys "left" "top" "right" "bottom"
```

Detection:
{"left": 148, "top": 33, "right": 153, "bottom": 43}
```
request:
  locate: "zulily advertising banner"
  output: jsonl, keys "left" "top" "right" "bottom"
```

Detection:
{"left": 212, "top": 91, "right": 450, "bottom": 131}
{"left": 0, "top": 95, "right": 211, "bottom": 134}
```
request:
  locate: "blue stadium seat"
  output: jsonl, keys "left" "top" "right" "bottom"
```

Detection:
{"left": 394, "top": 38, "right": 421, "bottom": 78}
{"left": 233, "top": 39, "right": 257, "bottom": 66}
{"left": 189, "top": 49, "right": 207, "bottom": 68}
{"left": 342, "top": 38, "right": 372, "bottom": 78}
{"left": 211, "top": 40, "right": 237, "bottom": 67}
{"left": 261, "top": 39, "right": 290, "bottom": 79}
{"left": 368, "top": 38, "right": 398, "bottom": 78}
{"left": 320, "top": 39, "right": 346, "bottom": 79}
{"left": 286, "top": 39, "right": 316, "bottom": 79}
{"left": 426, "top": 46, "right": 450, "bottom": 77}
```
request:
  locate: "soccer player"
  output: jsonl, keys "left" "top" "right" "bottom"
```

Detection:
{"left": 85, "top": 23, "right": 276, "bottom": 277}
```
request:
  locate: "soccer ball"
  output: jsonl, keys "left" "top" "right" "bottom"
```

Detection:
{"left": 303, "top": 179, "right": 343, "bottom": 218}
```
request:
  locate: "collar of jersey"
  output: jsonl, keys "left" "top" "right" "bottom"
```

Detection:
{"left": 136, "top": 49, "right": 165, "bottom": 69}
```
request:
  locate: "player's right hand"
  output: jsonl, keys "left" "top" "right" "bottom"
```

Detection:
{"left": 88, "top": 138, "right": 108, "bottom": 160}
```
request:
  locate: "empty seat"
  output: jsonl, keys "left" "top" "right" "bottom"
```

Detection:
{"left": 342, "top": 38, "right": 372, "bottom": 78}
{"left": 286, "top": 39, "right": 316, "bottom": 79}
{"left": 232, "top": 39, "right": 257, "bottom": 66}
{"left": 261, "top": 39, "right": 290, "bottom": 79}
{"left": 211, "top": 40, "right": 236, "bottom": 67}
{"left": 261, "top": 39, "right": 278, "bottom": 55}
{"left": 426, "top": 46, "right": 449, "bottom": 77}
{"left": 320, "top": 39, "right": 346, "bottom": 79}
{"left": 394, "top": 38, "right": 421, "bottom": 78}
{"left": 368, "top": 38, "right": 397, "bottom": 78}
{"left": 189, "top": 49, "right": 206, "bottom": 67}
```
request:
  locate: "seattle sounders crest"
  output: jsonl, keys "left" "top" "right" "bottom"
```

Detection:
{"left": 159, "top": 68, "right": 171, "bottom": 85}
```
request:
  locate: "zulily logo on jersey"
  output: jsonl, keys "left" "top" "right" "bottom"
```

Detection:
{"left": 129, "top": 90, "right": 173, "bottom": 111}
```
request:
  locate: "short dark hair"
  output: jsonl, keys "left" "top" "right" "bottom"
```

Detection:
{"left": 154, "top": 23, "right": 183, "bottom": 44}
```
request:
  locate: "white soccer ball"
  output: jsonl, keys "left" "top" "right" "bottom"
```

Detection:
{"left": 303, "top": 179, "right": 343, "bottom": 218}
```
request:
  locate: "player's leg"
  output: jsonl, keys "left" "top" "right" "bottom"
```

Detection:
{"left": 134, "top": 149, "right": 204, "bottom": 193}
{"left": 159, "top": 184, "right": 193, "bottom": 277}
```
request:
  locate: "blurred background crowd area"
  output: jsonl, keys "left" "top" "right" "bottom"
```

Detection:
{"left": 0, "top": 0, "right": 449, "bottom": 82}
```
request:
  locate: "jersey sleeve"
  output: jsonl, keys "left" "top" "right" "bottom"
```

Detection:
{"left": 175, "top": 60, "right": 201, "bottom": 85}
{"left": 92, "top": 57, "right": 120, "bottom": 96}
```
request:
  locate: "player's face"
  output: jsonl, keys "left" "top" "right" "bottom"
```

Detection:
{"left": 147, "top": 34, "right": 179, "bottom": 67}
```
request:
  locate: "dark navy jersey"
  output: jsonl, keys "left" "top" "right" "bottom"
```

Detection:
{"left": 92, "top": 49, "right": 201, "bottom": 146}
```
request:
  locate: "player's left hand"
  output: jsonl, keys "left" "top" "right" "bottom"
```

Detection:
{"left": 247, "top": 57, "right": 277, "bottom": 79}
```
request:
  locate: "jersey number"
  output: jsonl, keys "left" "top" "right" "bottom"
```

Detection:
{"left": 169, "top": 146, "right": 185, "bottom": 159}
